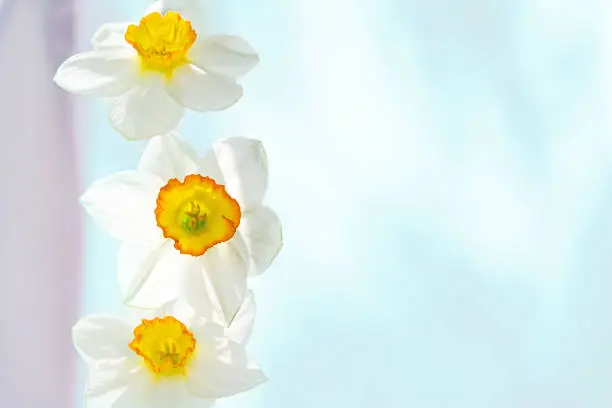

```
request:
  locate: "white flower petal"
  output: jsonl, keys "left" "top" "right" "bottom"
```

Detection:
{"left": 87, "top": 360, "right": 214, "bottom": 408}
{"left": 166, "top": 64, "right": 243, "bottom": 112}
{"left": 86, "top": 358, "right": 151, "bottom": 408}
{"left": 80, "top": 171, "right": 163, "bottom": 241}
{"left": 87, "top": 359, "right": 143, "bottom": 396}
{"left": 188, "top": 318, "right": 227, "bottom": 345}
{"left": 146, "top": 380, "right": 213, "bottom": 408}
{"left": 199, "top": 149, "right": 225, "bottom": 183}
{"left": 107, "top": 77, "right": 184, "bottom": 140}
{"left": 151, "top": 0, "right": 208, "bottom": 34}
{"left": 224, "top": 291, "right": 256, "bottom": 346}
{"left": 92, "top": 22, "right": 132, "bottom": 51}
{"left": 162, "top": 0, "right": 201, "bottom": 9}
{"left": 153, "top": 299, "right": 196, "bottom": 324}
{"left": 118, "top": 240, "right": 215, "bottom": 312}
{"left": 138, "top": 132, "right": 199, "bottom": 181}
{"left": 53, "top": 49, "right": 136, "bottom": 97}
{"left": 145, "top": 1, "right": 163, "bottom": 14}
{"left": 202, "top": 239, "right": 248, "bottom": 326}
{"left": 240, "top": 205, "right": 283, "bottom": 276}
{"left": 177, "top": 393, "right": 215, "bottom": 408}
{"left": 118, "top": 239, "right": 169, "bottom": 307}
{"left": 72, "top": 316, "right": 133, "bottom": 364}
{"left": 88, "top": 355, "right": 212, "bottom": 408}
{"left": 190, "top": 35, "right": 259, "bottom": 78}
{"left": 214, "top": 137, "right": 269, "bottom": 211}
{"left": 186, "top": 336, "right": 266, "bottom": 398}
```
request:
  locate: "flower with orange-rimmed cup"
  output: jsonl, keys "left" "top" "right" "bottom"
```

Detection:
{"left": 72, "top": 296, "right": 265, "bottom": 408}
{"left": 80, "top": 133, "right": 282, "bottom": 325}
{"left": 53, "top": 0, "right": 259, "bottom": 140}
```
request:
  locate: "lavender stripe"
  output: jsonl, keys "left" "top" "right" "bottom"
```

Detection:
{"left": 0, "top": 0, "right": 15, "bottom": 32}
{"left": 0, "top": 1, "right": 80, "bottom": 407}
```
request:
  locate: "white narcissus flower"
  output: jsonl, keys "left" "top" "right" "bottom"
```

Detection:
{"left": 73, "top": 297, "right": 265, "bottom": 408}
{"left": 53, "top": 0, "right": 259, "bottom": 140}
{"left": 80, "top": 133, "right": 282, "bottom": 325}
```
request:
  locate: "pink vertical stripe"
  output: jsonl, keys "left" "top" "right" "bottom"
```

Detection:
{"left": 0, "top": 1, "right": 80, "bottom": 407}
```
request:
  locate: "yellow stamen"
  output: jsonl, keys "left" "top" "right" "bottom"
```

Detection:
{"left": 181, "top": 201, "right": 208, "bottom": 233}
{"left": 125, "top": 12, "right": 196, "bottom": 77}
{"left": 155, "top": 175, "right": 241, "bottom": 256}
{"left": 129, "top": 316, "right": 196, "bottom": 377}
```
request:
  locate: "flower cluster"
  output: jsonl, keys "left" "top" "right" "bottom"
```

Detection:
{"left": 54, "top": 1, "right": 282, "bottom": 407}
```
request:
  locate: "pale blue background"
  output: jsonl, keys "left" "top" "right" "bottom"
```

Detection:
{"left": 79, "top": 0, "right": 612, "bottom": 407}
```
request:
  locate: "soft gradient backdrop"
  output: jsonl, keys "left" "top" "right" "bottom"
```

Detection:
{"left": 0, "top": 1, "right": 79, "bottom": 407}
{"left": 3, "top": 0, "right": 612, "bottom": 407}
